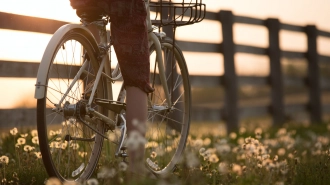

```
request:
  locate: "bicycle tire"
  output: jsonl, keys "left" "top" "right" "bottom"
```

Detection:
{"left": 145, "top": 36, "right": 191, "bottom": 175}
{"left": 36, "top": 27, "right": 108, "bottom": 182}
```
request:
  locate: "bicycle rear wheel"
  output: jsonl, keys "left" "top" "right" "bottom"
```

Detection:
{"left": 36, "top": 28, "right": 108, "bottom": 182}
{"left": 146, "top": 36, "right": 191, "bottom": 175}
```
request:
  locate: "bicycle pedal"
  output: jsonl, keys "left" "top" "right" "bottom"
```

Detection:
{"left": 94, "top": 98, "right": 126, "bottom": 114}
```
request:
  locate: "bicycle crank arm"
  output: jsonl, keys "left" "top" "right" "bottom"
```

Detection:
{"left": 64, "top": 134, "right": 95, "bottom": 142}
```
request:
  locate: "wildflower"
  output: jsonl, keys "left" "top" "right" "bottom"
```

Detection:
{"left": 97, "top": 167, "right": 116, "bottom": 179}
{"left": 10, "top": 128, "right": 18, "bottom": 135}
{"left": 118, "top": 161, "right": 128, "bottom": 171}
{"left": 150, "top": 151, "right": 157, "bottom": 159}
{"left": 165, "top": 146, "right": 172, "bottom": 153}
{"left": 199, "top": 148, "right": 206, "bottom": 156}
{"left": 32, "top": 136, "right": 39, "bottom": 145}
{"left": 146, "top": 141, "right": 158, "bottom": 148}
{"left": 0, "top": 155, "right": 9, "bottom": 164}
{"left": 63, "top": 181, "right": 79, "bottom": 185}
{"left": 209, "top": 154, "right": 219, "bottom": 163}
{"left": 262, "top": 154, "right": 270, "bottom": 160}
{"left": 20, "top": 133, "right": 28, "bottom": 138}
{"left": 280, "top": 167, "right": 289, "bottom": 175}
{"left": 87, "top": 178, "right": 99, "bottom": 185}
{"left": 56, "top": 137, "right": 62, "bottom": 141}
{"left": 49, "top": 130, "right": 56, "bottom": 136}
{"left": 78, "top": 151, "right": 87, "bottom": 158}
{"left": 262, "top": 159, "right": 275, "bottom": 171}
{"left": 193, "top": 139, "right": 203, "bottom": 149}
{"left": 45, "top": 177, "right": 61, "bottom": 185}
{"left": 50, "top": 142, "right": 57, "bottom": 148}
{"left": 23, "top": 145, "right": 35, "bottom": 152}
{"left": 239, "top": 127, "right": 246, "bottom": 134}
{"left": 216, "top": 144, "right": 231, "bottom": 154}
{"left": 218, "top": 162, "right": 228, "bottom": 174}
{"left": 186, "top": 152, "right": 200, "bottom": 168}
{"left": 237, "top": 137, "right": 245, "bottom": 145}
{"left": 254, "top": 127, "right": 263, "bottom": 135}
{"left": 314, "top": 141, "right": 322, "bottom": 149}
{"left": 55, "top": 142, "right": 62, "bottom": 149}
{"left": 203, "top": 138, "right": 211, "bottom": 146}
{"left": 34, "top": 152, "right": 42, "bottom": 159}
{"left": 70, "top": 143, "right": 79, "bottom": 150}
{"left": 232, "top": 164, "right": 242, "bottom": 175}
{"left": 257, "top": 145, "right": 266, "bottom": 155}
{"left": 61, "top": 141, "right": 68, "bottom": 149}
{"left": 276, "top": 128, "right": 287, "bottom": 136}
{"left": 119, "top": 177, "right": 124, "bottom": 184}
{"left": 288, "top": 153, "right": 294, "bottom": 159}
{"left": 17, "top": 138, "right": 26, "bottom": 145}
{"left": 203, "top": 148, "right": 216, "bottom": 161}
{"left": 244, "top": 137, "right": 252, "bottom": 144}
{"left": 253, "top": 139, "right": 259, "bottom": 146}
{"left": 277, "top": 148, "right": 286, "bottom": 156}
{"left": 229, "top": 132, "right": 237, "bottom": 140}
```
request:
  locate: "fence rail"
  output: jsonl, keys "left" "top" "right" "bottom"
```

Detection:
{"left": 1, "top": 11, "right": 330, "bottom": 132}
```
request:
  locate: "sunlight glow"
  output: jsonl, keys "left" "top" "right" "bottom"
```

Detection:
{"left": 0, "top": 0, "right": 80, "bottom": 23}
{"left": 1, "top": 0, "right": 330, "bottom": 109}
{"left": 0, "top": 29, "right": 51, "bottom": 62}
{"left": 280, "top": 30, "right": 307, "bottom": 52}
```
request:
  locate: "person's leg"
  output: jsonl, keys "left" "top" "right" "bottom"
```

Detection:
{"left": 125, "top": 86, "right": 148, "bottom": 173}
{"left": 108, "top": 0, "right": 155, "bottom": 179}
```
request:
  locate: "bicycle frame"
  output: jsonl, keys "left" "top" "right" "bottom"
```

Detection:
{"left": 34, "top": 0, "right": 172, "bottom": 128}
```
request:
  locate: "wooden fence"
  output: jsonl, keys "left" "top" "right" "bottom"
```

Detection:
{"left": 1, "top": 10, "right": 330, "bottom": 132}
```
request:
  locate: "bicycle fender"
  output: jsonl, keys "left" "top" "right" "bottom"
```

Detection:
{"left": 34, "top": 24, "right": 96, "bottom": 99}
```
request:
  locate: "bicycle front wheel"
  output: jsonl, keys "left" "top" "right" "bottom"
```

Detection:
{"left": 146, "top": 36, "right": 191, "bottom": 175}
{"left": 36, "top": 28, "right": 108, "bottom": 182}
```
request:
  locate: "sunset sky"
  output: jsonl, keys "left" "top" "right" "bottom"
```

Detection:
{"left": 0, "top": 0, "right": 329, "bottom": 108}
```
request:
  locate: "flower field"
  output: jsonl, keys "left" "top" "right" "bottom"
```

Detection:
{"left": 1, "top": 121, "right": 330, "bottom": 185}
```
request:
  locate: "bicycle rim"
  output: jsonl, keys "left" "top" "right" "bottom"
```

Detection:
{"left": 37, "top": 30, "right": 107, "bottom": 182}
{"left": 146, "top": 37, "right": 191, "bottom": 175}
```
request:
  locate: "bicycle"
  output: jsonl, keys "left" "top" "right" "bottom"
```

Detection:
{"left": 34, "top": 0, "right": 205, "bottom": 182}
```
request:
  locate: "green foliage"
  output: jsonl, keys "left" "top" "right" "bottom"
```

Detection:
{"left": 0, "top": 129, "right": 47, "bottom": 184}
{"left": 1, "top": 122, "right": 330, "bottom": 184}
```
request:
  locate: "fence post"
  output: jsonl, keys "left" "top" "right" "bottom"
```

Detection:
{"left": 219, "top": 10, "right": 238, "bottom": 132}
{"left": 306, "top": 25, "right": 322, "bottom": 123}
{"left": 266, "top": 18, "right": 285, "bottom": 126}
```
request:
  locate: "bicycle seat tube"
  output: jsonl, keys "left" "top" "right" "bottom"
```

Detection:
{"left": 81, "top": 18, "right": 116, "bottom": 124}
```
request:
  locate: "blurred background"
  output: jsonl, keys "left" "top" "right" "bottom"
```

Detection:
{"left": 1, "top": 0, "right": 330, "bottom": 131}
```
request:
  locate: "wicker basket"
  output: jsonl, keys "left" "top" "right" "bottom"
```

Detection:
{"left": 149, "top": 0, "right": 206, "bottom": 27}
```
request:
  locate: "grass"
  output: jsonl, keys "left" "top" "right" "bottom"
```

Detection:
{"left": 1, "top": 121, "right": 330, "bottom": 185}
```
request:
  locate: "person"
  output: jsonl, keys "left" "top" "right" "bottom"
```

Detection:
{"left": 71, "top": 0, "right": 154, "bottom": 179}
{"left": 108, "top": 0, "right": 155, "bottom": 179}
